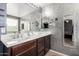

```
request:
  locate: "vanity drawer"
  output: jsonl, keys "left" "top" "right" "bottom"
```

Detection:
{"left": 18, "top": 46, "right": 36, "bottom": 56}
{"left": 11, "top": 40, "right": 36, "bottom": 56}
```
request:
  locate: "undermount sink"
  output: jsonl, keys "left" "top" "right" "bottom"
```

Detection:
{"left": 7, "top": 41, "right": 18, "bottom": 45}
{"left": 6, "top": 38, "right": 22, "bottom": 45}
{"left": 6, "top": 37, "right": 29, "bottom": 45}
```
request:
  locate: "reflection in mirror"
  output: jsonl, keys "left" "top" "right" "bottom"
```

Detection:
{"left": 64, "top": 19, "right": 74, "bottom": 47}
{"left": 6, "top": 16, "right": 18, "bottom": 33}
{"left": 20, "top": 20, "right": 30, "bottom": 32}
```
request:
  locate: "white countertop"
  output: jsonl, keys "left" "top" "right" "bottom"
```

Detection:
{"left": 1, "top": 31, "right": 52, "bottom": 48}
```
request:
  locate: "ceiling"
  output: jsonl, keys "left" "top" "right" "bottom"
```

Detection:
{"left": 29, "top": 3, "right": 51, "bottom": 8}
{"left": 7, "top": 3, "right": 51, "bottom": 17}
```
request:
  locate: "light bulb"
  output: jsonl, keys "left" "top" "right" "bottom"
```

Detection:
{"left": 66, "top": 20, "right": 69, "bottom": 23}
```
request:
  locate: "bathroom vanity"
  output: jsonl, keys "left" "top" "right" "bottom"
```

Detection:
{"left": 1, "top": 31, "right": 51, "bottom": 56}
{"left": 7, "top": 35, "right": 51, "bottom": 56}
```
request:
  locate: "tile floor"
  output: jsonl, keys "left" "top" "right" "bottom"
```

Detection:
{"left": 45, "top": 50, "right": 67, "bottom": 56}
{"left": 64, "top": 38, "right": 73, "bottom": 46}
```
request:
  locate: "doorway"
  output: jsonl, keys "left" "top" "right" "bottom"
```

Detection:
{"left": 64, "top": 19, "right": 74, "bottom": 47}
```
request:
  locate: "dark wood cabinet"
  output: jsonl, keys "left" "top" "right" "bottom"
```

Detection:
{"left": 37, "top": 37, "right": 45, "bottom": 56}
{"left": 44, "top": 35, "right": 51, "bottom": 54}
{"left": 8, "top": 40, "right": 36, "bottom": 56}
{"left": 7, "top": 35, "right": 51, "bottom": 56}
{"left": 19, "top": 46, "right": 36, "bottom": 56}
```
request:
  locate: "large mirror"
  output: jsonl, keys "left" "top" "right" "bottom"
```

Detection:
{"left": 64, "top": 18, "right": 74, "bottom": 47}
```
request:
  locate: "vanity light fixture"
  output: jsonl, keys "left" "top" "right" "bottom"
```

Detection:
{"left": 25, "top": 3, "right": 41, "bottom": 9}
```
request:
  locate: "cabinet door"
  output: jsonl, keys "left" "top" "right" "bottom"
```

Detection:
{"left": 10, "top": 40, "right": 36, "bottom": 56}
{"left": 37, "top": 37, "right": 44, "bottom": 56}
{"left": 44, "top": 35, "right": 51, "bottom": 54}
{"left": 19, "top": 46, "right": 36, "bottom": 56}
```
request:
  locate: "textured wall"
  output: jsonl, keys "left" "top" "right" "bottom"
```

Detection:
{"left": 42, "top": 3, "right": 79, "bottom": 55}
